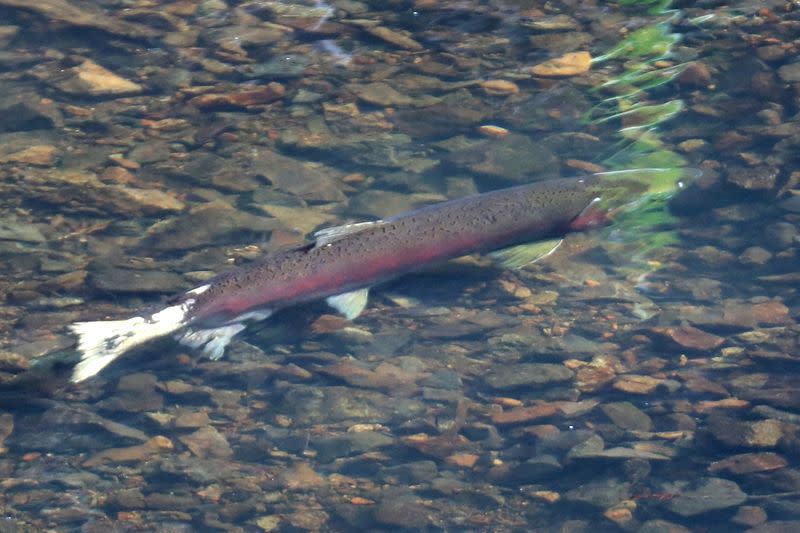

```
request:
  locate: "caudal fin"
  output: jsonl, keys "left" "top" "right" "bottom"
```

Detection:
{"left": 69, "top": 302, "right": 192, "bottom": 382}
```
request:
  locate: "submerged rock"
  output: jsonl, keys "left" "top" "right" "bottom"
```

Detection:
{"left": 445, "top": 134, "right": 559, "bottom": 183}
{"left": 144, "top": 201, "right": 280, "bottom": 251}
{"left": 484, "top": 363, "right": 574, "bottom": 390}
{"left": 0, "top": 0, "right": 158, "bottom": 38}
{"left": 250, "top": 150, "right": 346, "bottom": 203}
{"left": 374, "top": 490, "right": 429, "bottom": 528}
{"left": 601, "top": 402, "right": 653, "bottom": 432}
{"left": 179, "top": 426, "right": 233, "bottom": 459}
{"left": 530, "top": 51, "right": 592, "bottom": 77}
{"left": 0, "top": 92, "right": 63, "bottom": 132}
{"left": 50, "top": 59, "right": 143, "bottom": 97}
{"left": 708, "top": 452, "right": 788, "bottom": 475}
{"left": 83, "top": 436, "right": 173, "bottom": 467}
{"left": 0, "top": 219, "right": 46, "bottom": 243}
{"left": 666, "top": 477, "right": 747, "bottom": 516}
{"left": 89, "top": 266, "right": 184, "bottom": 294}
{"left": 20, "top": 170, "right": 185, "bottom": 216}
{"left": 278, "top": 385, "right": 426, "bottom": 424}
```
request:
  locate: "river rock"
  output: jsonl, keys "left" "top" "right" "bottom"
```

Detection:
{"left": 256, "top": 204, "right": 336, "bottom": 235}
{"left": 739, "top": 246, "right": 773, "bottom": 265}
{"left": 0, "top": 25, "right": 18, "bottom": 46}
{"left": 348, "top": 82, "right": 414, "bottom": 107}
{"left": 0, "top": 219, "right": 46, "bottom": 243}
{"left": 649, "top": 324, "right": 725, "bottom": 351}
{"left": 638, "top": 520, "right": 692, "bottom": 533}
{"left": 666, "top": 477, "right": 747, "bottom": 516}
{"left": 22, "top": 170, "right": 185, "bottom": 215}
{"left": 709, "top": 452, "right": 788, "bottom": 475}
{"left": 278, "top": 462, "right": 325, "bottom": 490}
{"left": 726, "top": 165, "right": 779, "bottom": 190}
{"left": 778, "top": 62, "right": 800, "bottom": 83}
{"left": 278, "top": 385, "right": 425, "bottom": 425}
{"left": 98, "top": 373, "right": 164, "bottom": 412}
{"left": 250, "top": 149, "right": 345, "bottom": 203}
{"left": 365, "top": 26, "right": 422, "bottom": 50}
{"left": 392, "top": 89, "right": 490, "bottom": 139}
{"left": 564, "top": 478, "right": 631, "bottom": 509}
{"left": 179, "top": 426, "right": 233, "bottom": 459}
{"left": 446, "top": 134, "right": 559, "bottom": 183}
{"left": 89, "top": 266, "right": 184, "bottom": 294}
{"left": 530, "top": 51, "right": 592, "bottom": 77}
{"left": 0, "top": 0, "right": 157, "bottom": 38}
{"left": 491, "top": 403, "right": 561, "bottom": 425}
{"left": 0, "top": 144, "right": 60, "bottom": 166}
{"left": 708, "top": 414, "right": 786, "bottom": 448}
{"left": 484, "top": 363, "right": 574, "bottom": 390}
{"left": 0, "top": 92, "right": 63, "bottom": 132}
{"left": 313, "top": 431, "right": 394, "bottom": 462}
{"left": 188, "top": 83, "right": 285, "bottom": 110}
{"left": 83, "top": 436, "right": 173, "bottom": 467}
{"left": 380, "top": 460, "right": 438, "bottom": 484}
{"left": 764, "top": 222, "right": 798, "bottom": 249}
{"left": 374, "top": 490, "right": 429, "bottom": 528}
{"left": 52, "top": 59, "right": 143, "bottom": 97}
{"left": 144, "top": 201, "right": 280, "bottom": 251}
{"left": 746, "top": 521, "right": 800, "bottom": 533}
{"left": 601, "top": 402, "right": 653, "bottom": 432}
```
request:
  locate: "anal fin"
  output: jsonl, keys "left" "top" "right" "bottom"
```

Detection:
{"left": 489, "top": 238, "right": 563, "bottom": 269}
{"left": 176, "top": 309, "right": 272, "bottom": 360}
{"left": 177, "top": 324, "right": 247, "bottom": 360}
{"left": 326, "top": 288, "right": 370, "bottom": 319}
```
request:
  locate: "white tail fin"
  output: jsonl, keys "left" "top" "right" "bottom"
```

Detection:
{"left": 69, "top": 301, "right": 194, "bottom": 382}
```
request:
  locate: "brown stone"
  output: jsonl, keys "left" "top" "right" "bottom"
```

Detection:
{"left": 695, "top": 398, "right": 750, "bottom": 413}
{"left": 188, "top": 83, "right": 285, "bottom": 110}
{"left": 279, "top": 462, "right": 326, "bottom": 490}
{"left": 709, "top": 452, "right": 787, "bottom": 475}
{"left": 613, "top": 375, "right": 665, "bottom": 394}
{"left": 83, "top": 436, "right": 173, "bottom": 467}
{"left": 365, "top": 26, "right": 423, "bottom": 50}
{"left": 445, "top": 453, "right": 479, "bottom": 468}
{"left": 731, "top": 506, "right": 767, "bottom": 527}
{"left": 654, "top": 324, "right": 726, "bottom": 351}
{"left": 179, "top": 426, "right": 233, "bottom": 459}
{"left": 490, "top": 403, "right": 560, "bottom": 425}
{"left": 0, "top": 145, "right": 59, "bottom": 166}
{"left": 56, "top": 59, "right": 142, "bottom": 96}
{"left": 530, "top": 51, "right": 591, "bottom": 77}
{"left": 677, "top": 61, "right": 712, "bottom": 87}
{"left": 480, "top": 79, "right": 519, "bottom": 96}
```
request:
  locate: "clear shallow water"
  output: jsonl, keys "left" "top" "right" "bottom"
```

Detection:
{"left": 0, "top": 0, "right": 798, "bottom": 531}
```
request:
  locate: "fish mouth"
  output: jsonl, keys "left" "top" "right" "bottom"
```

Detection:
{"left": 587, "top": 167, "right": 701, "bottom": 216}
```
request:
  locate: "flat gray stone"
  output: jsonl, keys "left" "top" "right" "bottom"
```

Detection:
{"left": 484, "top": 363, "right": 574, "bottom": 390}
{"left": 667, "top": 477, "right": 747, "bottom": 516}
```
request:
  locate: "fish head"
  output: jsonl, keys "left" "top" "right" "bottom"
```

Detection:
{"left": 585, "top": 167, "right": 700, "bottom": 217}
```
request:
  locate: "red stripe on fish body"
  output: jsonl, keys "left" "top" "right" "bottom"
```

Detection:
{"left": 188, "top": 177, "right": 602, "bottom": 325}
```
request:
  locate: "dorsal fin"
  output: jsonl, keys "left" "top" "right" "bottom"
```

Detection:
{"left": 313, "top": 220, "right": 386, "bottom": 247}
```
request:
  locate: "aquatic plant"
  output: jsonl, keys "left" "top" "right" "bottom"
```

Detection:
{"left": 593, "top": 24, "right": 680, "bottom": 63}
{"left": 587, "top": 0, "right": 693, "bottom": 268}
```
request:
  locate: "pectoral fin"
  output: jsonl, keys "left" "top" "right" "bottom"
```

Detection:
{"left": 489, "top": 238, "right": 563, "bottom": 269}
{"left": 326, "top": 288, "right": 370, "bottom": 319}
